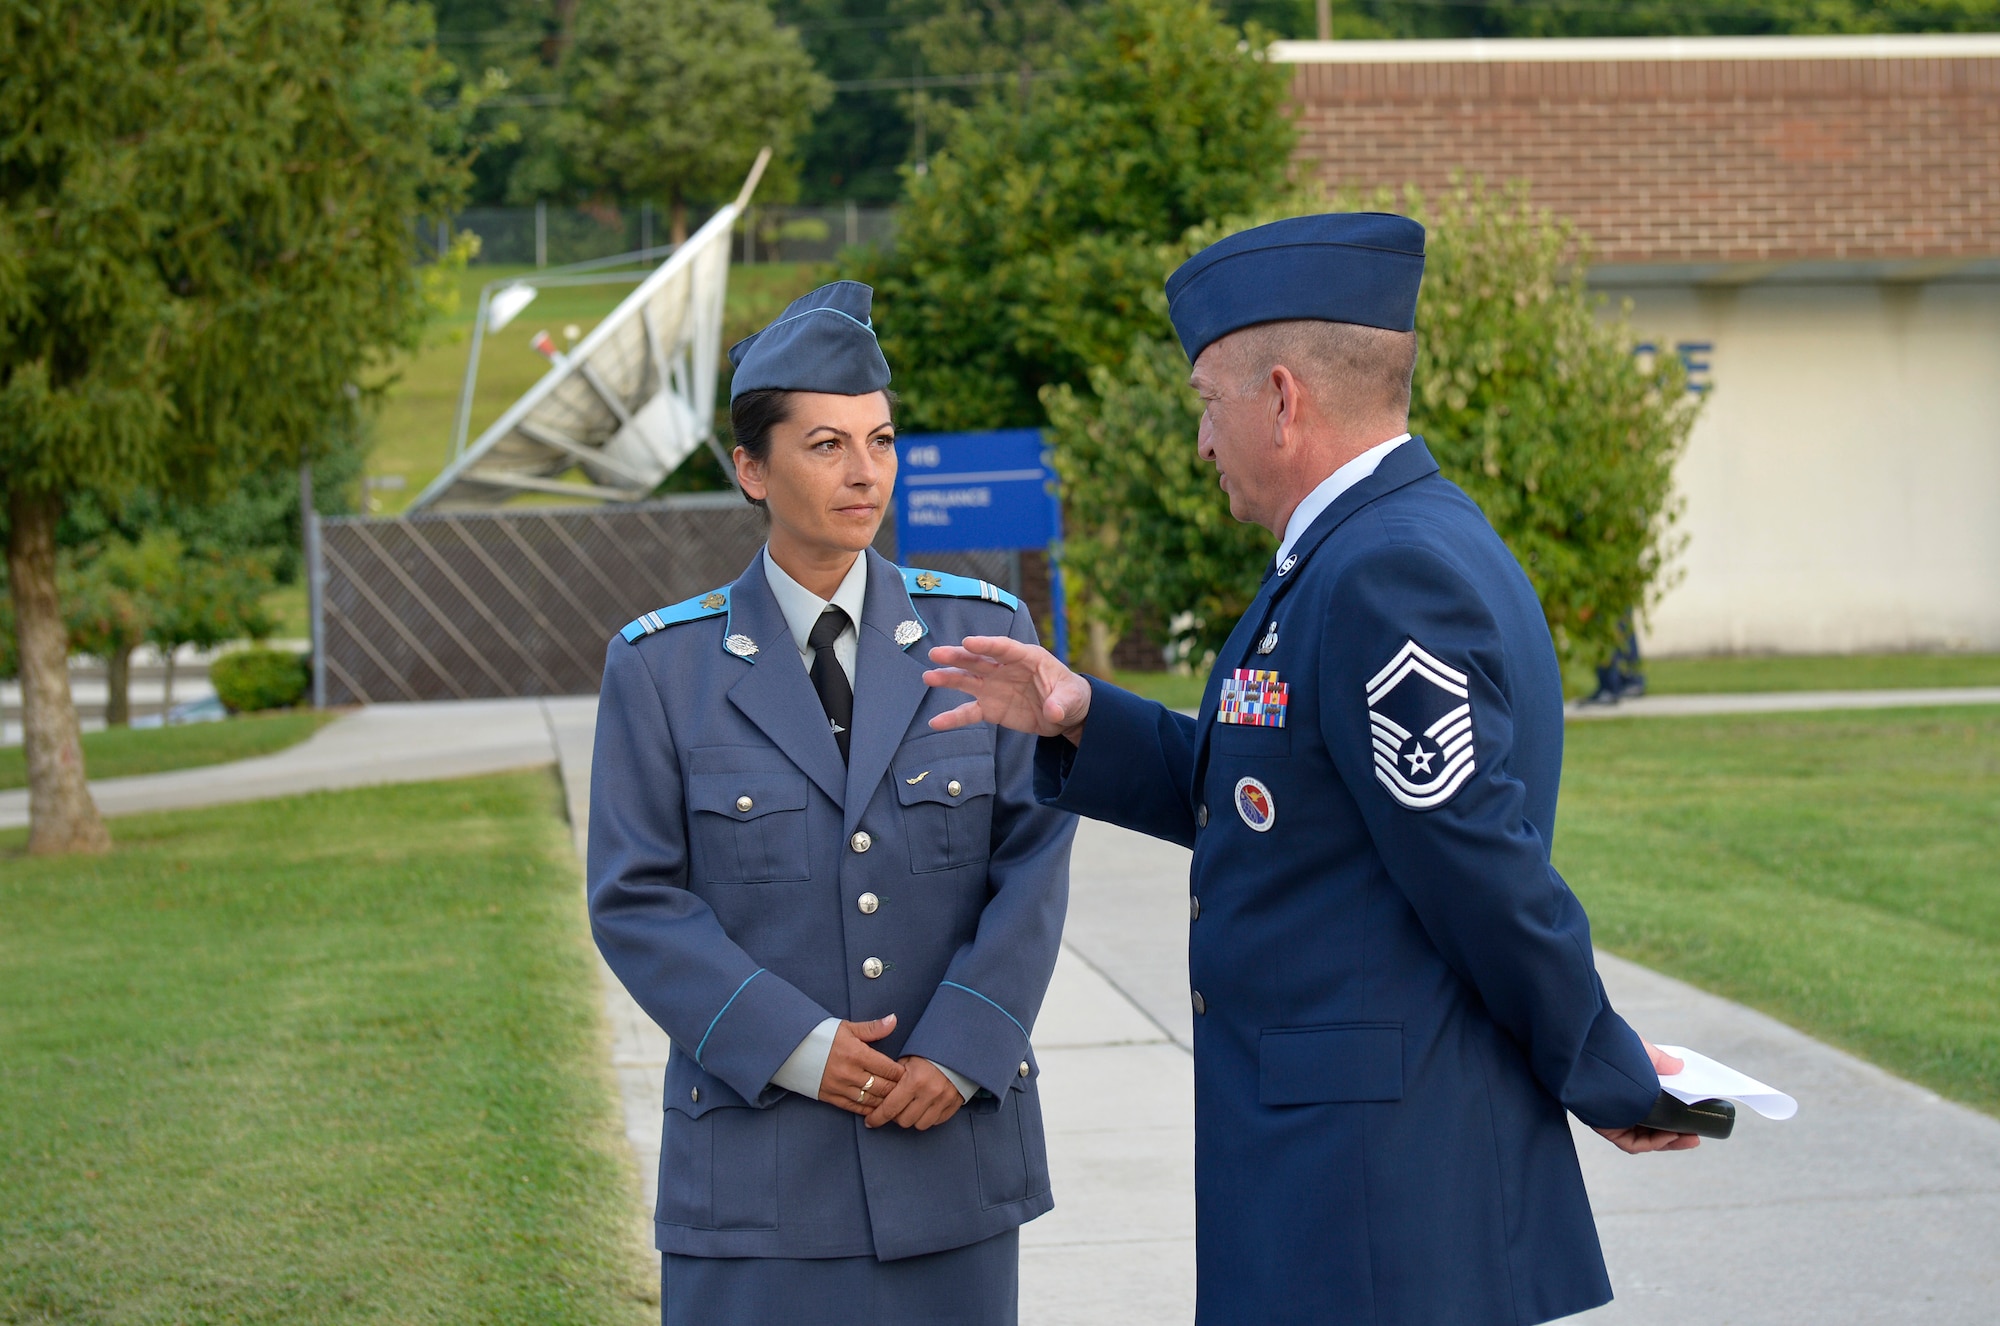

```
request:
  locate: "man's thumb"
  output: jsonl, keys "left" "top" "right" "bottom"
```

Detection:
{"left": 850, "top": 1012, "right": 897, "bottom": 1042}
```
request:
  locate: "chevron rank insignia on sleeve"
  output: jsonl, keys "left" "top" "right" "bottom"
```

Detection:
{"left": 1367, "top": 639, "right": 1476, "bottom": 810}
{"left": 620, "top": 586, "right": 730, "bottom": 642}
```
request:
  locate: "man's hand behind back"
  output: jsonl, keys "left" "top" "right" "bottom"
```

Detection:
{"left": 1594, "top": 1040, "right": 1703, "bottom": 1154}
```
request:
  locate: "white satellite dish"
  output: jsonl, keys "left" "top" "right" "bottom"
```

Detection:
{"left": 487, "top": 282, "right": 538, "bottom": 332}
{"left": 407, "top": 149, "right": 770, "bottom": 511}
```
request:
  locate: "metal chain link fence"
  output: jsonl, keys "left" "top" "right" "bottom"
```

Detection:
{"left": 313, "top": 497, "right": 1024, "bottom": 706}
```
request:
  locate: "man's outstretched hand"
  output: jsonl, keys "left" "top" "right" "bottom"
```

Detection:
{"left": 1594, "top": 1040, "right": 1703, "bottom": 1154}
{"left": 924, "top": 636, "right": 1093, "bottom": 743}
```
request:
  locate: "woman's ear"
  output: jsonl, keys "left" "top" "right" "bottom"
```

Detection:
{"left": 733, "top": 445, "right": 768, "bottom": 502}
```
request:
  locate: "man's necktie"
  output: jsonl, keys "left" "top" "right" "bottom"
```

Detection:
{"left": 808, "top": 606, "right": 853, "bottom": 762}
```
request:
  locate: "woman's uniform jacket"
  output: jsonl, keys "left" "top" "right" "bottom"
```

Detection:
{"left": 587, "top": 547, "right": 1076, "bottom": 1263}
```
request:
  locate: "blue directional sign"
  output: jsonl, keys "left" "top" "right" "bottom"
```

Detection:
{"left": 894, "top": 428, "right": 1059, "bottom": 553}
{"left": 893, "top": 428, "right": 1069, "bottom": 661}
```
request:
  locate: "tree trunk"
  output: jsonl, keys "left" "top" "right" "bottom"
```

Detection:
{"left": 105, "top": 644, "right": 133, "bottom": 727}
{"left": 161, "top": 645, "right": 176, "bottom": 715}
{"left": 1083, "top": 614, "right": 1115, "bottom": 678}
{"left": 670, "top": 192, "right": 688, "bottom": 248}
{"left": 5, "top": 490, "right": 109, "bottom": 854}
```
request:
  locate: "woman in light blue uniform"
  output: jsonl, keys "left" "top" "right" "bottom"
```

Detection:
{"left": 587, "top": 281, "right": 1075, "bottom": 1325}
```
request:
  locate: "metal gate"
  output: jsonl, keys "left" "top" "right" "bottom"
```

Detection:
{"left": 310, "top": 497, "right": 1024, "bottom": 706}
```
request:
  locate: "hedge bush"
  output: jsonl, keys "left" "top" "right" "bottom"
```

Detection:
{"left": 210, "top": 649, "right": 309, "bottom": 713}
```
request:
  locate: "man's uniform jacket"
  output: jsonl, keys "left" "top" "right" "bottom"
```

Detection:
{"left": 588, "top": 548, "right": 1076, "bottom": 1262}
{"left": 1039, "top": 439, "right": 1661, "bottom": 1325}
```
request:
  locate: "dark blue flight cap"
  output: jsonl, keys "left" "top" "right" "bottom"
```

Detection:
{"left": 1165, "top": 213, "right": 1426, "bottom": 363}
{"left": 727, "top": 279, "right": 892, "bottom": 400}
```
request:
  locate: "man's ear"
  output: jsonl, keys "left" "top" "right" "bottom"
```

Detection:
{"left": 1269, "top": 363, "right": 1307, "bottom": 446}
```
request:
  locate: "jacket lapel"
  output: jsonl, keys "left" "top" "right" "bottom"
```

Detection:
{"left": 843, "top": 549, "right": 930, "bottom": 833}
{"left": 1188, "top": 438, "right": 1444, "bottom": 797}
{"left": 723, "top": 559, "right": 848, "bottom": 809}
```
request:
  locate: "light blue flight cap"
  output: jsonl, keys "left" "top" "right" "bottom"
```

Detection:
{"left": 727, "top": 280, "right": 892, "bottom": 400}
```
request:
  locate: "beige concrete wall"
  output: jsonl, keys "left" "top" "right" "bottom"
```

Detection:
{"left": 1614, "top": 279, "right": 2000, "bottom": 655}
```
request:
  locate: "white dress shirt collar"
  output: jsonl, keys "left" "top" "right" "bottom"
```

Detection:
{"left": 763, "top": 546, "right": 870, "bottom": 683}
{"left": 1275, "top": 433, "right": 1412, "bottom": 569}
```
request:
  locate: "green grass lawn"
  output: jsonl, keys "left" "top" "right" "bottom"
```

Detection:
{"left": 0, "top": 771, "right": 653, "bottom": 1323}
{"left": 1557, "top": 706, "right": 2000, "bottom": 1117}
{"left": 368, "top": 262, "right": 828, "bottom": 514}
{"left": 0, "top": 710, "right": 336, "bottom": 791}
{"left": 1108, "top": 669, "right": 1207, "bottom": 711}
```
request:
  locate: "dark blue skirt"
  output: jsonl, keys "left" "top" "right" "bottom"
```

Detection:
{"left": 661, "top": 1227, "right": 1018, "bottom": 1326}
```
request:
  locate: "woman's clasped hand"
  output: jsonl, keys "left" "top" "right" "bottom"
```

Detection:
{"left": 815, "top": 1013, "right": 967, "bottom": 1131}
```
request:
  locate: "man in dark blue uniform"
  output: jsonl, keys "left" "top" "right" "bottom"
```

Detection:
{"left": 925, "top": 215, "right": 1699, "bottom": 1325}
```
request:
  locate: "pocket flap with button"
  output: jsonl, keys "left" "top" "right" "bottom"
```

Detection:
{"left": 689, "top": 771, "right": 810, "bottom": 822}
{"left": 894, "top": 754, "right": 995, "bottom": 807}
{"left": 1258, "top": 1023, "right": 1403, "bottom": 1105}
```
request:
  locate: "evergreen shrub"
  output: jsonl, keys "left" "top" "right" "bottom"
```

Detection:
{"left": 210, "top": 650, "right": 309, "bottom": 714}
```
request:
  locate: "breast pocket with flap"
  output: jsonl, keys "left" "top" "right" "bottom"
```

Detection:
{"left": 687, "top": 766, "right": 811, "bottom": 884}
{"left": 895, "top": 749, "right": 997, "bottom": 874}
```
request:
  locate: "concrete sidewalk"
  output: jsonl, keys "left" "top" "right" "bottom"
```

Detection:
{"left": 1061, "top": 819, "right": 2000, "bottom": 1325}
{"left": 548, "top": 696, "right": 2000, "bottom": 1324}
{"left": 1567, "top": 685, "right": 2000, "bottom": 720}
{"left": 0, "top": 700, "right": 566, "bottom": 830}
{"left": 12, "top": 694, "right": 1997, "bottom": 1321}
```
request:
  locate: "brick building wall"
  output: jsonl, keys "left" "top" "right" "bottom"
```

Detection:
{"left": 1278, "top": 35, "right": 2000, "bottom": 266}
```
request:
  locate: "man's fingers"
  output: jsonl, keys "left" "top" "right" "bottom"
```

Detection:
{"left": 926, "top": 700, "right": 988, "bottom": 732}
{"left": 945, "top": 635, "right": 1035, "bottom": 664}
{"left": 924, "top": 649, "right": 1004, "bottom": 675}
{"left": 1643, "top": 1039, "right": 1685, "bottom": 1077}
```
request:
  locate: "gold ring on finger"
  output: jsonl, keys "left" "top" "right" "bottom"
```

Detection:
{"left": 863, "top": 1075, "right": 876, "bottom": 1095}
{"left": 855, "top": 1087, "right": 867, "bottom": 1103}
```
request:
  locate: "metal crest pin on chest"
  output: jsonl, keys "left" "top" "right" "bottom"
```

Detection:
{"left": 724, "top": 633, "right": 758, "bottom": 658}
{"left": 1256, "top": 621, "right": 1278, "bottom": 654}
{"left": 894, "top": 619, "right": 924, "bottom": 647}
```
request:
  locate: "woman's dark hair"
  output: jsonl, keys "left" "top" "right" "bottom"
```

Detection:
{"left": 727, "top": 387, "right": 899, "bottom": 510}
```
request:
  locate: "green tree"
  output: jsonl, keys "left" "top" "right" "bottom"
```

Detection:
{"left": 1044, "top": 181, "right": 1698, "bottom": 688}
{"left": 862, "top": 0, "right": 1294, "bottom": 433}
{"left": 558, "top": 0, "right": 831, "bottom": 244}
{"left": 1043, "top": 334, "right": 1276, "bottom": 665}
{"left": 1404, "top": 181, "right": 1695, "bottom": 686}
{"left": 1, "top": 0, "right": 467, "bottom": 853}
{"left": 146, "top": 542, "right": 278, "bottom": 713}
{"left": 59, "top": 534, "right": 173, "bottom": 728}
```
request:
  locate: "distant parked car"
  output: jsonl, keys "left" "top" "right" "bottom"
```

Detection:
{"left": 132, "top": 695, "right": 229, "bottom": 729}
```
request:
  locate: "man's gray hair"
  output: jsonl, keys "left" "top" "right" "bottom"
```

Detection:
{"left": 1228, "top": 319, "right": 1418, "bottom": 418}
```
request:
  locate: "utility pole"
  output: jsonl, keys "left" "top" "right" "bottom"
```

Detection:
{"left": 1317, "top": 0, "right": 1333, "bottom": 40}
{"left": 299, "top": 452, "right": 325, "bottom": 709}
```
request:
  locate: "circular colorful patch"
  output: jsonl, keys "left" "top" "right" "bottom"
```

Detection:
{"left": 1234, "top": 776, "right": 1276, "bottom": 832}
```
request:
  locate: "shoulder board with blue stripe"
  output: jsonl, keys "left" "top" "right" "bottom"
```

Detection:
{"left": 620, "top": 586, "right": 730, "bottom": 642}
{"left": 900, "top": 566, "right": 1020, "bottom": 611}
